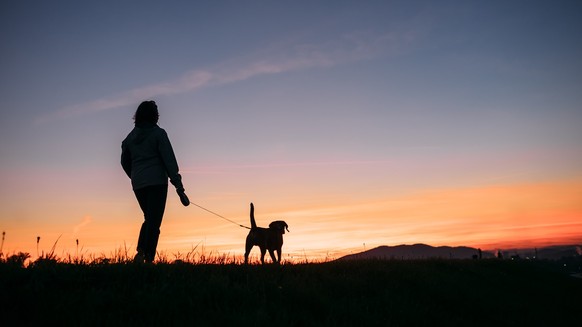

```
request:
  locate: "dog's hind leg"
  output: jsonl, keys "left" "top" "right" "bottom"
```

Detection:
{"left": 244, "top": 250, "right": 249, "bottom": 265}
{"left": 260, "top": 247, "right": 267, "bottom": 264}
{"left": 244, "top": 242, "right": 253, "bottom": 264}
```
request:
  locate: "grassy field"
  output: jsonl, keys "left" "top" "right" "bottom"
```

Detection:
{"left": 1, "top": 256, "right": 580, "bottom": 326}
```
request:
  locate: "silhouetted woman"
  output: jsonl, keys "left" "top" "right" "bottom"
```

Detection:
{"left": 121, "top": 100, "right": 189, "bottom": 263}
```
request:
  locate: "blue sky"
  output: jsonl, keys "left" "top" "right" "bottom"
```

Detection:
{"left": 1, "top": 1, "right": 581, "bottom": 259}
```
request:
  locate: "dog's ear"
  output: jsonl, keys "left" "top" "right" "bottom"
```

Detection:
{"left": 269, "top": 221, "right": 289, "bottom": 234}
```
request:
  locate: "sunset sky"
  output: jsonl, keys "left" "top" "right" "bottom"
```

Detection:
{"left": 1, "top": 1, "right": 581, "bottom": 261}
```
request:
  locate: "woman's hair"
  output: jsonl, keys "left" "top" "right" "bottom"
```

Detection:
{"left": 134, "top": 100, "right": 159, "bottom": 124}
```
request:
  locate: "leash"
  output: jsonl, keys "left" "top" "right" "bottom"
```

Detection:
{"left": 189, "top": 201, "right": 251, "bottom": 230}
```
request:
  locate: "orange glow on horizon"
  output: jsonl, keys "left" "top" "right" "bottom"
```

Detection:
{"left": 1, "top": 178, "right": 581, "bottom": 262}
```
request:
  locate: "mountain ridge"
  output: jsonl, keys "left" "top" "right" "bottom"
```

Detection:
{"left": 337, "top": 243, "right": 581, "bottom": 261}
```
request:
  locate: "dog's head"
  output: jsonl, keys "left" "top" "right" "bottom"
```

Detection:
{"left": 269, "top": 220, "right": 289, "bottom": 234}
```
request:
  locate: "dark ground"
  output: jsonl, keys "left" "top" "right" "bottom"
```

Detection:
{"left": 1, "top": 258, "right": 580, "bottom": 326}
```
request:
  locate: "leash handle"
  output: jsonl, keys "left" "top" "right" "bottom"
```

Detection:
{"left": 177, "top": 189, "right": 190, "bottom": 206}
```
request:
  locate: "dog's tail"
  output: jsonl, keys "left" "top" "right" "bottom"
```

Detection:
{"left": 250, "top": 202, "right": 257, "bottom": 229}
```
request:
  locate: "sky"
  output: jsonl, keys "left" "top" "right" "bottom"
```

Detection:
{"left": 1, "top": 1, "right": 581, "bottom": 262}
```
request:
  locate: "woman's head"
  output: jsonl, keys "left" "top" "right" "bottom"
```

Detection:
{"left": 134, "top": 100, "right": 159, "bottom": 124}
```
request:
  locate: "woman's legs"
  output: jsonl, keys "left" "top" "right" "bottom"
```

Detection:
{"left": 134, "top": 184, "right": 168, "bottom": 263}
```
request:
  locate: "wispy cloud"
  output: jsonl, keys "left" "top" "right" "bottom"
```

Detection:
{"left": 72, "top": 215, "right": 92, "bottom": 237}
{"left": 38, "top": 31, "right": 412, "bottom": 123}
{"left": 181, "top": 159, "right": 396, "bottom": 175}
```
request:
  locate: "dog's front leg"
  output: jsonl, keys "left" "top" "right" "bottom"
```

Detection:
{"left": 268, "top": 249, "right": 277, "bottom": 264}
{"left": 275, "top": 248, "right": 281, "bottom": 263}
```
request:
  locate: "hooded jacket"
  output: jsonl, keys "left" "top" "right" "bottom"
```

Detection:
{"left": 121, "top": 123, "right": 183, "bottom": 190}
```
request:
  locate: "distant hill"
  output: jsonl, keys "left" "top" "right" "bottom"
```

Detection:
{"left": 337, "top": 243, "right": 582, "bottom": 261}
{"left": 338, "top": 244, "right": 492, "bottom": 260}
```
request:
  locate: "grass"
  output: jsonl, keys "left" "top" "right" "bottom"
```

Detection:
{"left": 0, "top": 254, "right": 580, "bottom": 327}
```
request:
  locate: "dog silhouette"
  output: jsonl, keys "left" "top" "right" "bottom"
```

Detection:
{"left": 244, "top": 203, "right": 289, "bottom": 264}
